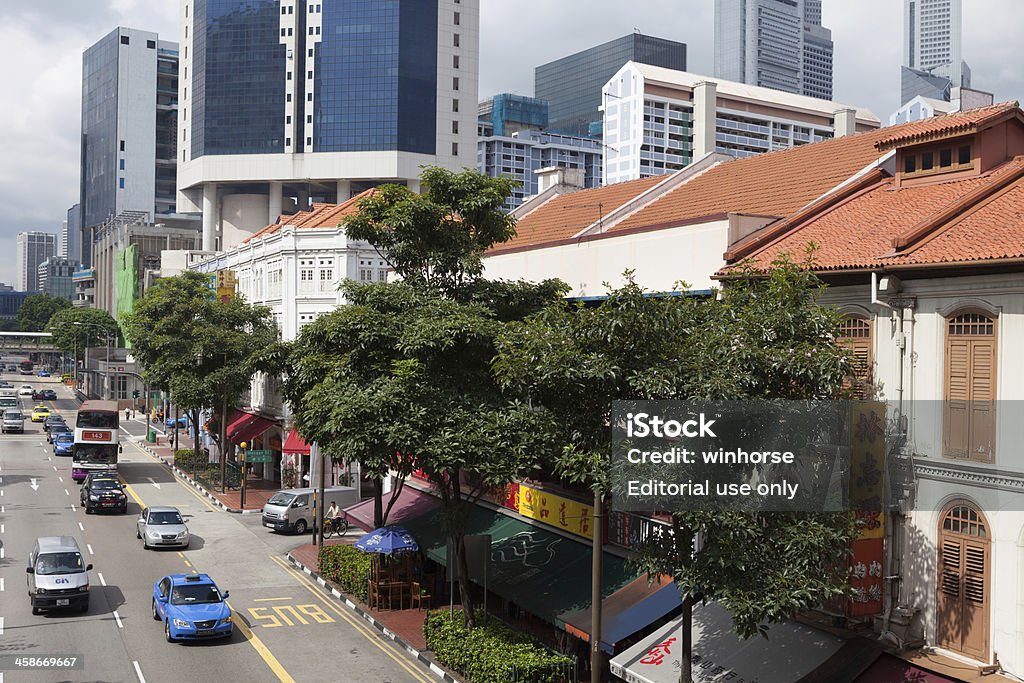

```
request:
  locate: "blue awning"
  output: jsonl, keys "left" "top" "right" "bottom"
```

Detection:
{"left": 559, "top": 573, "right": 682, "bottom": 654}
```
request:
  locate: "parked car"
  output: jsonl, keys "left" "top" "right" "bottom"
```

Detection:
{"left": 41, "top": 389, "right": 57, "bottom": 401}
{"left": 80, "top": 472, "right": 127, "bottom": 514}
{"left": 53, "top": 432, "right": 74, "bottom": 456}
{"left": 30, "top": 406, "right": 50, "bottom": 422}
{"left": 152, "top": 573, "right": 232, "bottom": 642}
{"left": 18, "top": 384, "right": 33, "bottom": 396}
{"left": 35, "top": 370, "right": 50, "bottom": 377}
{"left": 165, "top": 416, "right": 190, "bottom": 428}
{"left": 137, "top": 506, "right": 190, "bottom": 549}
{"left": 2, "top": 409, "right": 24, "bottom": 434}
{"left": 262, "top": 486, "right": 358, "bottom": 535}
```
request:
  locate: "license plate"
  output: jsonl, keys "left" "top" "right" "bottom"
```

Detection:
{"left": 196, "top": 629, "right": 214, "bottom": 636}
{"left": 264, "top": 522, "right": 274, "bottom": 528}
{"left": 57, "top": 599, "right": 69, "bottom": 606}
{"left": 102, "top": 501, "right": 115, "bottom": 506}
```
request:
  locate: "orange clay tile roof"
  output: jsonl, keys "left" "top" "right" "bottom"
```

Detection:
{"left": 873, "top": 100, "right": 1020, "bottom": 150}
{"left": 489, "top": 174, "right": 668, "bottom": 253}
{"left": 610, "top": 127, "right": 894, "bottom": 233}
{"left": 719, "top": 156, "right": 1024, "bottom": 273}
{"left": 242, "top": 189, "right": 376, "bottom": 244}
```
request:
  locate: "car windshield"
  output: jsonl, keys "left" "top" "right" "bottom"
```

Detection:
{"left": 57, "top": 434, "right": 73, "bottom": 443}
{"left": 149, "top": 511, "right": 184, "bottom": 525}
{"left": 35, "top": 552, "right": 85, "bottom": 575}
{"left": 91, "top": 479, "right": 120, "bottom": 490}
{"left": 170, "top": 583, "right": 222, "bottom": 605}
{"left": 268, "top": 492, "right": 296, "bottom": 506}
{"left": 5, "top": 412, "right": 22, "bottom": 419}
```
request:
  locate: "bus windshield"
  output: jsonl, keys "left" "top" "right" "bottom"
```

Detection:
{"left": 73, "top": 444, "right": 118, "bottom": 466}
{"left": 77, "top": 411, "right": 119, "bottom": 430}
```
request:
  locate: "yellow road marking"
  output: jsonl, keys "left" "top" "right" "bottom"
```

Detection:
{"left": 269, "top": 555, "right": 431, "bottom": 683}
{"left": 121, "top": 481, "right": 146, "bottom": 508}
{"left": 128, "top": 440, "right": 219, "bottom": 512}
{"left": 227, "top": 600, "right": 297, "bottom": 683}
{"left": 254, "top": 597, "right": 293, "bottom": 602}
{"left": 183, "top": 559, "right": 193, "bottom": 567}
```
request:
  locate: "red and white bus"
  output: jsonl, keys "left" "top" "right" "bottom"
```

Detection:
{"left": 72, "top": 400, "right": 121, "bottom": 483}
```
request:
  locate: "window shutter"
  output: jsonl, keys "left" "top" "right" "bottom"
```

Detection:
{"left": 943, "top": 339, "right": 970, "bottom": 458}
{"left": 968, "top": 340, "right": 995, "bottom": 462}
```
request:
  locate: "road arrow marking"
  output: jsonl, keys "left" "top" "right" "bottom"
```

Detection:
{"left": 148, "top": 478, "right": 161, "bottom": 490}
{"left": 29, "top": 478, "right": 38, "bottom": 491}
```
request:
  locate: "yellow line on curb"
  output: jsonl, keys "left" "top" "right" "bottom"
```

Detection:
{"left": 253, "top": 597, "right": 292, "bottom": 602}
{"left": 227, "top": 600, "right": 297, "bottom": 683}
{"left": 121, "top": 481, "right": 146, "bottom": 509}
{"left": 268, "top": 555, "right": 431, "bottom": 683}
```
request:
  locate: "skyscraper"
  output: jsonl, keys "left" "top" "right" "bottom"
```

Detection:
{"left": 178, "top": 0, "right": 478, "bottom": 253}
{"left": 79, "top": 27, "right": 183, "bottom": 267}
{"left": 901, "top": 0, "right": 970, "bottom": 105}
{"left": 534, "top": 33, "right": 687, "bottom": 138}
{"left": 16, "top": 232, "right": 57, "bottom": 292}
{"left": 714, "top": 0, "right": 834, "bottom": 100}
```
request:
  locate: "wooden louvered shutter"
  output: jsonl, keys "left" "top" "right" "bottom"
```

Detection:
{"left": 944, "top": 313, "right": 997, "bottom": 463}
{"left": 937, "top": 504, "right": 990, "bottom": 661}
{"left": 837, "top": 318, "right": 872, "bottom": 398}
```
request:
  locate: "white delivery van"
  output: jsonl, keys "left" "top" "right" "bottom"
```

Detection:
{"left": 26, "top": 536, "right": 92, "bottom": 614}
{"left": 261, "top": 486, "right": 358, "bottom": 534}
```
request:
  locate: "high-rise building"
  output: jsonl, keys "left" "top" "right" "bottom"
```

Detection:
{"left": 602, "top": 62, "right": 878, "bottom": 186}
{"left": 66, "top": 204, "right": 82, "bottom": 264}
{"left": 535, "top": 33, "right": 687, "bottom": 137}
{"left": 37, "top": 258, "right": 77, "bottom": 301}
{"left": 79, "top": 27, "right": 184, "bottom": 268}
{"left": 178, "top": 0, "right": 478, "bottom": 253}
{"left": 16, "top": 232, "right": 57, "bottom": 292}
{"left": 714, "top": 0, "right": 834, "bottom": 100}
{"left": 901, "top": 0, "right": 970, "bottom": 105}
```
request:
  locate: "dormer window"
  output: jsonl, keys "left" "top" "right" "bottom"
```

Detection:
{"left": 901, "top": 141, "right": 974, "bottom": 179}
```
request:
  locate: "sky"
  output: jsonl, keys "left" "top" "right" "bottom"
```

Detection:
{"left": 0, "top": 0, "right": 1020, "bottom": 287}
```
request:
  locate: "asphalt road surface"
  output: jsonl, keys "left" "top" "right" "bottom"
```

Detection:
{"left": 0, "top": 371, "right": 432, "bottom": 683}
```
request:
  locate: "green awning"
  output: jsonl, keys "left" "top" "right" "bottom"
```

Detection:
{"left": 403, "top": 502, "right": 637, "bottom": 627}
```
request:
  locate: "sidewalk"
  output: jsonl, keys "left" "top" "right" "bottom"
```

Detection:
{"left": 288, "top": 542, "right": 461, "bottom": 683}
{"left": 132, "top": 429, "right": 275, "bottom": 514}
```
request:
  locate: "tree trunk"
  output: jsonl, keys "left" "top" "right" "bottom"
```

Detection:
{"left": 373, "top": 479, "right": 383, "bottom": 529}
{"left": 455, "top": 534, "right": 476, "bottom": 629}
{"left": 679, "top": 594, "right": 694, "bottom": 683}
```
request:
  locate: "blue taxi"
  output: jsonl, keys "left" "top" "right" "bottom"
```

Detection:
{"left": 152, "top": 573, "right": 233, "bottom": 642}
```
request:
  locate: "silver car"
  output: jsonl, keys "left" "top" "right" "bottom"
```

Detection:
{"left": 136, "top": 506, "right": 190, "bottom": 549}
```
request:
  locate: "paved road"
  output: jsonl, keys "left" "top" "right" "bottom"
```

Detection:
{"left": 0, "top": 371, "right": 431, "bottom": 683}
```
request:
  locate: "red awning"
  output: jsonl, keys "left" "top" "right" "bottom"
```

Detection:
{"left": 282, "top": 428, "right": 311, "bottom": 455}
{"left": 227, "top": 410, "right": 275, "bottom": 445}
{"left": 343, "top": 484, "right": 441, "bottom": 532}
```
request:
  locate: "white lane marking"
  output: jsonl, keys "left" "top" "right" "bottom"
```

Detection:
{"left": 119, "top": 426, "right": 134, "bottom": 436}
{"left": 113, "top": 611, "right": 124, "bottom": 628}
{"left": 58, "top": 476, "right": 63, "bottom": 483}
{"left": 87, "top": 543, "right": 94, "bottom": 555}
{"left": 30, "top": 477, "right": 39, "bottom": 491}
{"left": 70, "top": 504, "right": 76, "bottom": 512}
{"left": 0, "top": 523, "right": 3, "bottom": 533}
{"left": 98, "top": 572, "right": 107, "bottom": 586}
{"left": 0, "top": 547, "right": 4, "bottom": 559}
{"left": 0, "top": 617, "right": 4, "bottom": 636}
{"left": 64, "top": 488, "right": 70, "bottom": 496}
{"left": 53, "top": 466, "right": 57, "bottom": 471}
{"left": 78, "top": 522, "right": 85, "bottom": 532}
{"left": 1, "top": 504, "right": 4, "bottom": 512}
{"left": 1, "top": 577, "right": 5, "bottom": 591}
{"left": 133, "top": 661, "right": 147, "bottom": 683}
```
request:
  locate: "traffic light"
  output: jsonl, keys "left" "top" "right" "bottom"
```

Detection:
{"left": 132, "top": 390, "right": 140, "bottom": 399}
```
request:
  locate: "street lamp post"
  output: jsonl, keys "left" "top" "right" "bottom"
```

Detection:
{"left": 73, "top": 322, "right": 115, "bottom": 400}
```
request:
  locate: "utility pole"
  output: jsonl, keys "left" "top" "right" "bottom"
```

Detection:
{"left": 590, "top": 491, "right": 604, "bottom": 683}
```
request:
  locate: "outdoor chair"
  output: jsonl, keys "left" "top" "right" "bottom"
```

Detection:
{"left": 411, "top": 581, "right": 432, "bottom": 610}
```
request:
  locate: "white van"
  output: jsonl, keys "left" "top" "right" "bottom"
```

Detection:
{"left": 262, "top": 486, "right": 358, "bottom": 534}
{"left": 26, "top": 536, "right": 92, "bottom": 614}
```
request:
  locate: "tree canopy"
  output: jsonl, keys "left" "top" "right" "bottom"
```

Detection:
{"left": 16, "top": 293, "right": 71, "bottom": 332}
{"left": 494, "top": 256, "right": 858, "bottom": 683}
{"left": 46, "top": 307, "right": 120, "bottom": 354}
{"left": 122, "top": 271, "right": 278, "bottom": 446}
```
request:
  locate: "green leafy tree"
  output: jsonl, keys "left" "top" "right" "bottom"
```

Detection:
{"left": 16, "top": 293, "right": 71, "bottom": 332}
{"left": 284, "top": 168, "right": 563, "bottom": 628}
{"left": 122, "top": 271, "right": 279, "bottom": 454}
{"left": 46, "top": 308, "right": 120, "bottom": 367}
{"left": 494, "top": 257, "right": 858, "bottom": 683}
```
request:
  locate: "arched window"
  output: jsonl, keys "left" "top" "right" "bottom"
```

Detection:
{"left": 937, "top": 502, "right": 989, "bottom": 660}
{"left": 836, "top": 317, "right": 872, "bottom": 398}
{"left": 944, "top": 311, "right": 996, "bottom": 462}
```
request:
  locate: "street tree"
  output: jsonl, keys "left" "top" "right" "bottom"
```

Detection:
{"left": 494, "top": 257, "right": 859, "bottom": 683}
{"left": 282, "top": 168, "right": 563, "bottom": 628}
{"left": 122, "top": 271, "right": 278, "bottom": 459}
{"left": 46, "top": 308, "right": 120, "bottom": 371}
{"left": 17, "top": 293, "right": 70, "bottom": 332}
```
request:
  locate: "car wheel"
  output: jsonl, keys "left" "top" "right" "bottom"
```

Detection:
{"left": 165, "top": 619, "right": 176, "bottom": 643}
{"left": 80, "top": 600, "right": 89, "bottom": 613}
{"left": 84, "top": 505, "right": 93, "bottom": 515}
{"left": 294, "top": 519, "right": 307, "bottom": 535}
{"left": 31, "top": 605, "right": 41, "bottom": 615}
{"left": 136, "top": 527, "right": 141, "bottom": 539}
{"left": 152, "top": 599, "right": 160, "bottom": 621}
{"left": 120, "top": 505, "right": 127, "bottom": 514}
{"left": 142, "top": 536, "right": 150, "bottom": 550}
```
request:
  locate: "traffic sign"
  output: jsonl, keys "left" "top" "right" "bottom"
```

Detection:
{"left": 245, "top": 449, "right": 273, "bottom": 463}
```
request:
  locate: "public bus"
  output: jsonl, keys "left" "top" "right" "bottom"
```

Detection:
{"left": 18, "top": 359, "right": 33, "bottom": 375}
{"left": 72, "top": 400, "right": 121, "bottom": 483}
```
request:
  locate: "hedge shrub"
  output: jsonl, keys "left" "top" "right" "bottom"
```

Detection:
{"left": 424, "top": 609, "right": 573, "bottom": 683}
{"left": 318, "top": 544, "right": 373, "bottom": 602}
{"left": 173, "top": 449, "right": 207, "bottom": 472}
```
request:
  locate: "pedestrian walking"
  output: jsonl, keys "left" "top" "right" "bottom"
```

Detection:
{"left": 125, "top": 408, "right": 131, "bottom": 421}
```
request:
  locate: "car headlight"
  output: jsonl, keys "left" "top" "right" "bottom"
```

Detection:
{"left": 177, "top": 530, "right": 189, "bottom": 538}
{"left": 173, "top": 618, "right": 191, "bottom": 628}
{"left": 89, "top": 494, "right": 99, "bottom": 500}
{"left": 147, "top": 529, "right": 159, "bottom": 537}
{"left": 36, "top": 587, "right": 48, "bottom": 595}
{"left": 222, "top": 615, "right": 232, "bottom": 624}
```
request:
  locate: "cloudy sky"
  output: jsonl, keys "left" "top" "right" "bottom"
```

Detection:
{"left": 0, "top": 0, "right": 1020, "bottom": 286}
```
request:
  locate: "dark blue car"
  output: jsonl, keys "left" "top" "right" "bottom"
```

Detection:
{"left": 152, "top": 574, "right": 233, "bottom": 642}
{"left": 53, "top": 432, "right": 73, "bottom": 456}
